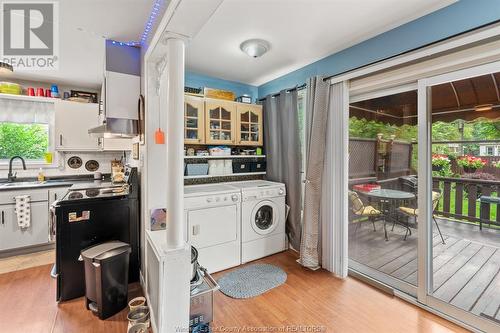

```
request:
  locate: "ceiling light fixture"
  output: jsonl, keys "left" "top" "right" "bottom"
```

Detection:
{"left": 0, "top": 61, "right": 13, "bottom": 75}
{"left": 474, "top": 104, "right": 493, "bottom": 112}
{"left": 240, "top": 39, "right": 270, "bottom": 58}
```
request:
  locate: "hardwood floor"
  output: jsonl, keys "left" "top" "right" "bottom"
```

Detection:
{"left": 0, "top": 264, "right": 142, "bottom": 333}
{"left": 0, "top": 250, "right": 469, "bottom": 333}
{"left": 213, "top": 251, "right": 469, "bottom": 333}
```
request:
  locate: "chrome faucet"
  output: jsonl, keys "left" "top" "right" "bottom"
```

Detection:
{"left": 8, "top": 156, "right": 26, "bottom": 182}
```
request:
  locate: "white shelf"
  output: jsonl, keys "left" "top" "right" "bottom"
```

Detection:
{"left": 184, "top": 155, "right": 266, "bottom": 159}
{"left": 0, "top": 93, "right": 56, "bottom": 103}
{"left": 184, "top": 172, "right": 266, "bottom": 180}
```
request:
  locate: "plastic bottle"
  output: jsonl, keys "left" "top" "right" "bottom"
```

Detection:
{"left": 38, "top": 168, "right": 45, "bottom": 182}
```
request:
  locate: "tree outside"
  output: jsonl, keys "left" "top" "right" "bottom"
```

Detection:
{"left": 0, "top": 122, "right": 49, "bottom": 160}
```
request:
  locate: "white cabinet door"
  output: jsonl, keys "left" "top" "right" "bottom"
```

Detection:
{"left": 55, "top": 100, "right": 100, "bottom": 151}
{"left": 105, "top": 71, "right": 140, "bottom": 119}
{"left": 0, "top": 201, "right": 49, "bottom": 251}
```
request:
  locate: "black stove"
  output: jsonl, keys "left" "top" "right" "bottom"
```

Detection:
{"left": 51, "top": 166, "right": 140, "bottom": 302}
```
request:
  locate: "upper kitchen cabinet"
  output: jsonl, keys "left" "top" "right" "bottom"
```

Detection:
{"left": 55, "top": 100, "right": 100, "bottom": 151}
{"left": 184, "top": 95, "right": 205, "bottom": 144}
{"left": 205, "top": 99, "right": 236, "bottom": 145}
{"left": 236, "top": 104, "right": 263, "bottom": 146}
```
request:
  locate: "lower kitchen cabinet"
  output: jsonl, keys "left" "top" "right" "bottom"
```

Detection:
{"left": 0, "top": 201, "right": 49, "bottom": 251}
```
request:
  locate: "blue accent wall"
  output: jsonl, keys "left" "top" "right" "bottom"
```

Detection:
{"left": 258, "top": 0, "right": 500, "bottom": 97}
{"left": 186, "top": 71, "right": 258, "bottom": 101}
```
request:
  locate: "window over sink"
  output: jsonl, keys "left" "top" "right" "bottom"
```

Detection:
{"left": 0, "top": 97, "right": 55, "bottom": 166}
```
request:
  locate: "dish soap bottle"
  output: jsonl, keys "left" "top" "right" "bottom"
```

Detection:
{"left": 38, "top": 168, "right": 45, "bottom": 182}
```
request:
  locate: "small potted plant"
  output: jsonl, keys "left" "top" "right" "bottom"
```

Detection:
{"left": 432, "top": 154, "right": 450, "bottom": 172}
{"left": 493, "top": 160, "right": 500, "bottom": 169}
{"left": 457, "top": 155, "right": 487, "bottom": 173}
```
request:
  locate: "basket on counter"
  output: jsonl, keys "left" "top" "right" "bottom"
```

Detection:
{"left": 185, "top": 163, "right": 209, "bottom": 176}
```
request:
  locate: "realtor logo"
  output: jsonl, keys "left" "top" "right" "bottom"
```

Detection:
{"left": 1, "top": 1, "right": 59, "bottom": 70}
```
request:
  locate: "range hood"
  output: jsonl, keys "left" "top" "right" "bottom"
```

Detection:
{"left": 88, "top": 118, "right": 138, "bottom": 138}
{"left": 88, "top": 40, "right": 141, "bottom": 138}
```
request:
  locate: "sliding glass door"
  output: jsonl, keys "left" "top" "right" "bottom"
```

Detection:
{"left": 348, "top": 87, "right": 419, "bottom": 296}
{"left": 418, "top": 61, "right": 500, "bottom": 332}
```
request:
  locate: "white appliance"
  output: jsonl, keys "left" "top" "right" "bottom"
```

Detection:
{"left": 229, "top": 180, "right": 287, "bottom": 263}
{"left": 184, "top": 184, "right": 241, "bottom": 273}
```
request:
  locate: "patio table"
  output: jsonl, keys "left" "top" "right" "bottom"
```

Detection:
{"left": 361, "top": 189, "right": 416, "bottom": 241}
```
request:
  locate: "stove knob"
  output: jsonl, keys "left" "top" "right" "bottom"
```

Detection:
{"left": 231, "top": 194, "right": 239, "bottom": 202}
{"left": 206, "top": 197, "right": 213, "bottom": 203}
{"left": 215, "top": 197, "right": 220, "bottom": 202}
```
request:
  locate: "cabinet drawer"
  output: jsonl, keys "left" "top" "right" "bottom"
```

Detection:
{"left": 0, "top": 189, "right": 48, "bottom": 205}
{"left": 0, "top": 201, "right": 50, "bottom": 251}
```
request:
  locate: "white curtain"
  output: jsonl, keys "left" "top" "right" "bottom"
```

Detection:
{"left": 0, "top": 98, "right": 54, "bottom": 125}
{"left": 322, "top": 81, "right": 349, "bottom": 277}
{"left": 300, "top": 78, "right": 349, "bottom": 278}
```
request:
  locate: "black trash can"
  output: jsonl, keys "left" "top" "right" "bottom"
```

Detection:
{"left": 80, "top": 241, "right": 132, "bottom": 319}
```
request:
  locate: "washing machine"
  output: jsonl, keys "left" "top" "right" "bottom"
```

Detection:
{"left": 184, "top": 183, "right": 241, "bottom": 273}
{"left": 229, "top": 180, "right": 287, "bottom": 263}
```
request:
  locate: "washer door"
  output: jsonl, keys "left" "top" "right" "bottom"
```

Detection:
{"left": 251, "top": 200, "right": 279, "bottom": 235}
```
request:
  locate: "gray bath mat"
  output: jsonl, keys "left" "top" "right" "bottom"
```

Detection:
{"left": 217, "top": 263, "right": 287, "bottom": 299}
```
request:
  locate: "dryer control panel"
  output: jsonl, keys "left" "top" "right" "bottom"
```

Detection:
{"left": 242, "top": 187, "right": 286, "bottom": 202}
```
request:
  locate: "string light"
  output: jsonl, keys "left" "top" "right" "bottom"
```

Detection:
{"left": 109, "top": 0, "right": 165, "bottom": 47}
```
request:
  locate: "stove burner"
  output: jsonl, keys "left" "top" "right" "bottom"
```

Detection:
{"left": 85, "top": 189, "right": 100, "bottom": 197}
{"left": 68, "top": 191, "right": 84, "bottom": 200}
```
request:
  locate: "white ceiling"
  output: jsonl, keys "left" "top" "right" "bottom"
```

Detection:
{"left": 186, "top": 0, "right": 456, "bottom": 86}
{"left": 3, "top": 0, "right": 153, "bottom": 89}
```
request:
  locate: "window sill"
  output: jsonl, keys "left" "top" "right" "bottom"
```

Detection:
{"left": 0, "top": 162, "right": 59, "bottom": 170}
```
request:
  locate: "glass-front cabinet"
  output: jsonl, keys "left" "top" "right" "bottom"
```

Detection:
{"left": 184, "top": 95, "right": 205, "bottom": 144}
{"left": 205, "top": 99, "right": 236, "bottom": 145}
{"left": 236, "top": 104, "right": 263, "bottom": 146}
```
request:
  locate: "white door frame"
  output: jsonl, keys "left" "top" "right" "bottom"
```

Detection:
{"left": 417, "top": 60, "right": 500, "bottom": 333}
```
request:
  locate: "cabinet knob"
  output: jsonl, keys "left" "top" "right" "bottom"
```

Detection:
{"left": 59, "top": 134, "right": 63, "bottom": 146}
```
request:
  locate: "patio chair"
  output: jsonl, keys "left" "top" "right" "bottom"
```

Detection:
{"left": 348, "top": 190, "right": 381, "bottom": 232}
{"left": 398, "top": 191, "right": 445, "bottom": 244}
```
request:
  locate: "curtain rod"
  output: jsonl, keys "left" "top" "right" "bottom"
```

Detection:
{"left": 257, "top": 83, "right": 307, "bottom": 102}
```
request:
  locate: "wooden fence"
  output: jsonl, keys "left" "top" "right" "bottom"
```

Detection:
{"left": 433, "top": 176, "right": 500, "bottom": 227}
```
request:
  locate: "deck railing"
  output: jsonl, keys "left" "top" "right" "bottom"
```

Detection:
{"left": 433, "top": 176, "right": 500, "bottom": 227}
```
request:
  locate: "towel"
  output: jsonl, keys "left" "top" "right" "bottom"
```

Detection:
{"left": 14, "top": 195, "right": 31, "bottom": 228}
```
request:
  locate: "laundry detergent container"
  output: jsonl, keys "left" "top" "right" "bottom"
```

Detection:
{"left": 80, "top": 241, "right": 131, "bottom": 319}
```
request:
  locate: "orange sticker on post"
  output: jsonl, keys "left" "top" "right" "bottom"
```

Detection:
{"left": 155, "top": 128, "right": 165, "bottom": 144}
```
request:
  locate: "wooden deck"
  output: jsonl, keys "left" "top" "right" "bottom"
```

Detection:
{"left": 349, "top": 219, "right": 500, "bottom": 323}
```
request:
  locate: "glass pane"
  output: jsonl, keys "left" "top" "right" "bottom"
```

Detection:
{"left": 210, "top": 120, "right": 220, "bottom": 129}
{"left": 186, "top": 104, "right": 197, "bottom": 117}
{"left": 241, "top": 123, "right": 250, "bottom": 132}
{"left": 186, "top": 118, "right": 198, "bottom": 129}
{"left": 241, "top": 111, "right": 249, "bottom": 122}
{"left": 241, "top": 132, "right": 249, "bottom": 141}
{"left": 220, "top": 131, "right": 231, "bottom": 141}
{"left": 185, "top": 129, "right": 198, "bottom": 140}
{"left": 250, "top": 124, "right": 259, "bottom": 132}
{"left": 221, "top": 121, "right": 231, "bottom": 130}
{"left": 428, "top": 71, "right": 500, "bottom": 322}
{"left": 0, "top": 122, "right": 49, "bottom": 161}
{"left": 210, "top": 131, "right": 220, "bottom": 140}
{"left": 251, "top": 133, "right": 259, "bottom": 142}
{"left": 250, "top": 112, "right": 258, "bottom": 123}
{"left": 348, "top": 89, "right": 419, "bottom": 294}
{"left": 221, "top": 109, "right": 231, "bottom": 120}
{"left": 210, "top": 108, "right": 220, "bottom": 119}
{"left": 255, "top": 205, "right": 273, "bottom": 230}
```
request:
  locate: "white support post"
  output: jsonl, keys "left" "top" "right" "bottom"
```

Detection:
{"left": 159, "top": 37, "right": 191, "bottom": 333}
{"left": 165, "top": 37, "right": 186, "bottom": 250}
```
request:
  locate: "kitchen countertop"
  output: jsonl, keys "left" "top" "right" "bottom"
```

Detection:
{"left": 0, "top": 175, "right": 111, "bottom": 191}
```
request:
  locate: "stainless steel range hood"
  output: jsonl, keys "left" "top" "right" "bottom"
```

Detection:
{"left": 88, "top": 118, "right": 138, "bottom": 138}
